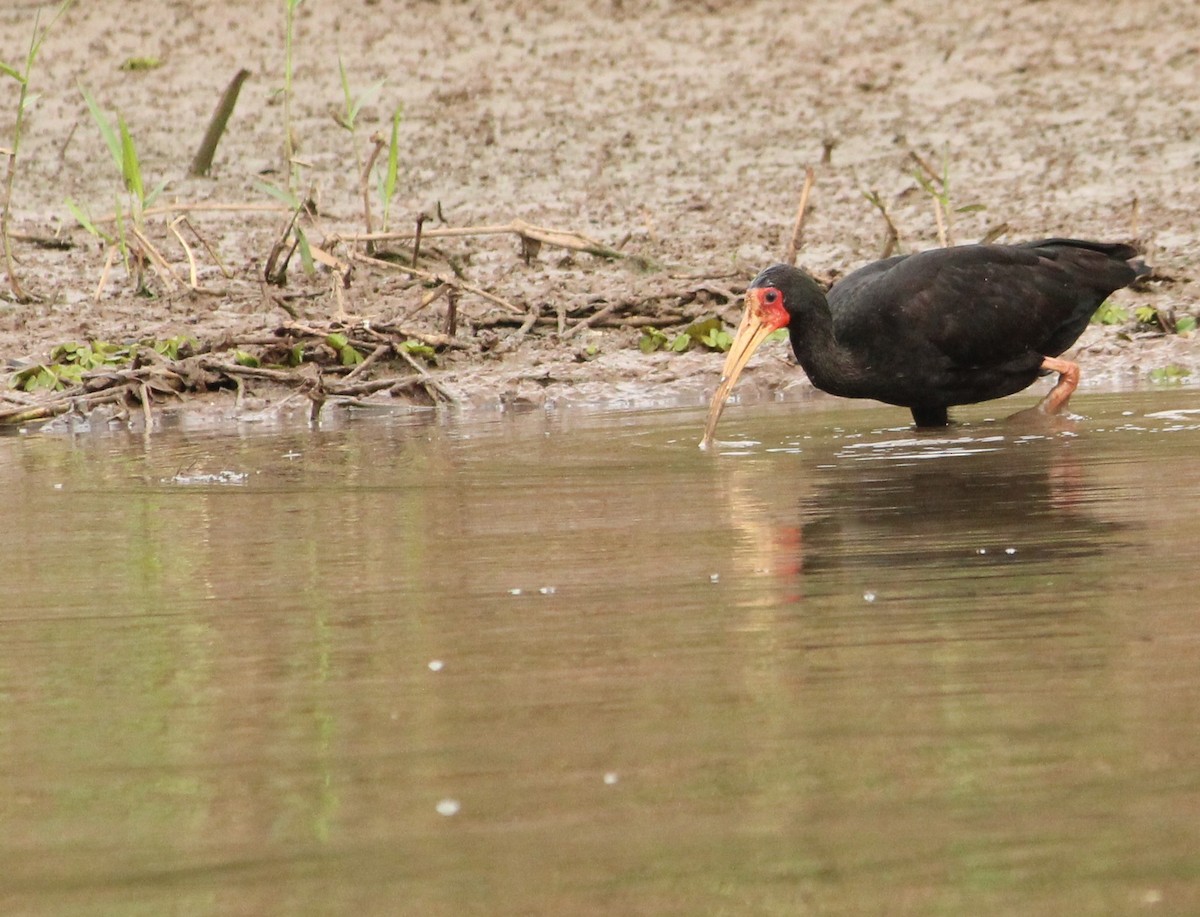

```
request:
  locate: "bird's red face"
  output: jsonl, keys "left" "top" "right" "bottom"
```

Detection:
{"left": 699, "top": 286, "right": 790, "bottom": 449}
{"left": 746, "top": 286, "right": 790, "bottom": 331}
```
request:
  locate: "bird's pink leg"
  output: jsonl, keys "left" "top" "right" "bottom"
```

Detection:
{"left": 1037, "top": 356, "right": 1080, "bottom": 414}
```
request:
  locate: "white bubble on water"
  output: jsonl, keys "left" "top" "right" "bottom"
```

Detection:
{"left": 428, "top": 660, "right": 444, "bottom": 672}
{"left": 436, "top": 799, "right": 461, "bottom": 817}
{"left": 603, "top": 772, "right": 619, "bottom": 785}
{"left": 863, "top": 591, "right": 877, "bottom": 603}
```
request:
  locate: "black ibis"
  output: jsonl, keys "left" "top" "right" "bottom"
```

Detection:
{"left": 701, "top": 238, "right": 1146, "bottom": 448}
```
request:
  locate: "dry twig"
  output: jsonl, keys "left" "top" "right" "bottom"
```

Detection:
{"left": 784, "top": 165, "right": 816, "bottom": 266}
{"left": 348, "top": 249, "right": 522, "bottom": 313}
{"left": 863, "top": 189, "right": 902, "bottom": 259}
{"left": 335, "top": 218, "right": 625, "bottom": 261}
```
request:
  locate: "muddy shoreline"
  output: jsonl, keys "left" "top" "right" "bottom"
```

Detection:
{"left": 1, "top": 0, "right": 1196, "bottom": 431}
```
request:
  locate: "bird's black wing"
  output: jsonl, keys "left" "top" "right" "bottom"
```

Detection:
{"left": 828, "top": 241, "right": 1138, "bottom": 368}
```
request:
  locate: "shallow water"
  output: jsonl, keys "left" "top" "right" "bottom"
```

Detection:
{"left": 3, "top": 389, "right": 1199, "bottom": 915}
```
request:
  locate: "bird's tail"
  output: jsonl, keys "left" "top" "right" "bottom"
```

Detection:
{"left": 1023, "top": 237, "right": 1149, "bottom": 283}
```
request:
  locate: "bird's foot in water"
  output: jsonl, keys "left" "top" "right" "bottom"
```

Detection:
{"left": 1002, "top": 357, "right": 1082, "bottom": 427}
{"left": 1035, "top": 356, "right": 1080, "bottom": 415}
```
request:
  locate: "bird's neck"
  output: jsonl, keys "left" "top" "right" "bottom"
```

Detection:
{"left": 788, "top": 305, "right": 867, "bottom": 397}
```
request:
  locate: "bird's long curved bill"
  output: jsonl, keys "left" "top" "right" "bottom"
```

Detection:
{"left": 699, "top": 299, "right": 780, "bottom": 450}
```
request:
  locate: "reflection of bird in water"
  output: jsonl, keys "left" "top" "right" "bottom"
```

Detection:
{"left": 703, "top": 240, "right": 1147, "bottom": 447}
{"left": 724, "top": 434, "right": 1123, "bottom": 588}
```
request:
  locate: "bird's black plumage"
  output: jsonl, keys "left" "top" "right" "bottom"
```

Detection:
{"left": 750, "top": 239, "right": 1145, "bottom": 426}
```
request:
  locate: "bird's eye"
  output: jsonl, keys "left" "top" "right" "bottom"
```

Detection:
{"left": 764, "top": 290, "right": 779, "bottom": 305}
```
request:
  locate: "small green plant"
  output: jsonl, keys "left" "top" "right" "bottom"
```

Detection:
{"left": 233, "top": 350, "right": 261, "bottom": 367}
{"left": 638, "top": 318, "right": 786, "bottom": 354}
{"left": 67, "top": 85, "right": 168, "bottom": 292}
{"left": 687, "top": 318, "right": 734, "bottom": 352}
{"left": 9, "top": 335, "right": 195, "bottom": 391}
{"left": 378, "top": 107, "right": 403, "bottom": 233}
{"left": 910, "top": 148, "right": 986, "bottom": 247}
{"left": 1091, "top": 300, "right": 1130, "bottom": 325}
{"left": 1149, "top": 364, "right": 1191, "bottom": 384}
{"left": 119, "top": 56, "right": 163, "bottom": 72}
{"left": 0, "top": 0, "right": 75, "bottom": 302}
{"left": 639, "top": 326, "right": 690, "bottom": 354}
{"left": 325, "top": 332, "right": 363, "bottom": 366}
{"left": 1132, "top": 305, "right": 1197, "bottom": 335}
{"left": 50, "top": 340, "right": 127, "bottom": 368}
{"left": 79, "top": 86, "right": 166, "bottom": 217}
{"left": 399, "top": 340, "right": 436, "bottom": 362}
{"left": 1135, "top": 305, "right": 1159, "bottom": 325}
{"left": 12, "top": 362, "right": 85, "bottom": 391}
{"left": 335, "top": 57, "right": 404, "bottom": 241}
{"left": 254, "top": 179, "right": 316, "bottom": 285}
{"left": 336, "top": 57, "right": 374, "bottom": 137}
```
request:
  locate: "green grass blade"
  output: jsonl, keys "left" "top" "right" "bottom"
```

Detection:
{"left": 380, "top": 106, "right": 402, "bottom": 230}
{"left": 64, "top": 197, "right": 112, "bottom": 242}
{"left": 144, "top": 178, "right": 167, "bottom": 209}
{"left": 295, "top": 225, "right": 315, "bottom": 276}
{"left": 0, "top": 60, "right": 24, "bottom": 82}
{"left": 118, "top": 113, "right": 144, "bottom": 201}
{"left": 337, "top": 56, "right": 356, "bottom": 130}
{"left": 384, "top": 107, "right": 402, "bottom": 201}
{"left": 251, "top": 179, "right": 300, "bottom": 209}
{"left": 113, "top": 196, "right": 130, "bottom": 271}
{"left": 79, "top": 83, "right": 122, "bottom": 174}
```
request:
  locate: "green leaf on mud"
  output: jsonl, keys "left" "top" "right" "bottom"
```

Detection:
{"left": 153, "top": 335, "right": 196, "bottom": 360}
{"left": 638, "top": 327, "right": 668, "bottom": 353}
{"left": 1135, "top": 305, "right": 1159, "bottom": 325}
{"left": 13, "top": 362, "right": 82, "bottom": 392}
{"left": 233, "top": 350, "right": 260, "bottom": 367}
{"left": 682, "top": 317, "right": 735, "bottom": 353}
{"left": 684, "top": 317, "right": 721, "bottom": 340}
{"left": 399, "top": 340, "right": 435, "bottom": 361}
{"left": 13, "top": 365, "right": 56, "bottom": 391}
{"left": 1092, "top": 301, "right": 1129, "bottom": 325}
{"left": 703, "top": 328, "right": 733, "bottom": 351}
{"left": 119, "top": 57, "right": 163, "bottom": 72}
{"left": 1149, "top": 364, "right": 1191, "bottom": 384}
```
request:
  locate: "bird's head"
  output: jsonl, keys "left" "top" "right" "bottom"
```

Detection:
{"left": 699, "top": 264, "right": 813, "bottom": 449}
